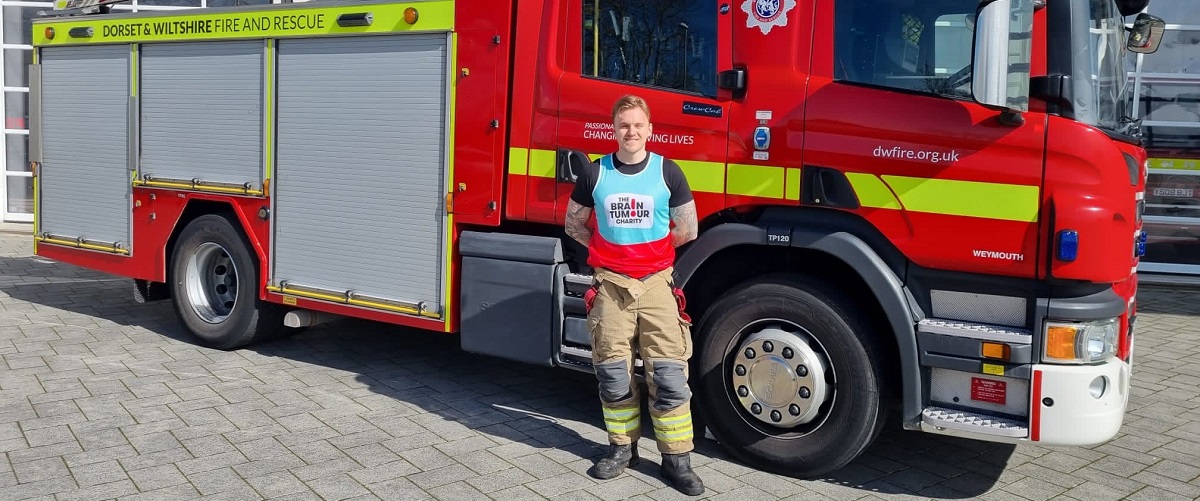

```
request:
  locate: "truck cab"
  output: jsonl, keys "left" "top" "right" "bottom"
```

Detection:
{"left": 494, "top": 0, "right": 1165, "bottom": 475}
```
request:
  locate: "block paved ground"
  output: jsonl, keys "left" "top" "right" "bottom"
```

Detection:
{"left": 1, "top": 227, "right": 1199, "bottom": 501}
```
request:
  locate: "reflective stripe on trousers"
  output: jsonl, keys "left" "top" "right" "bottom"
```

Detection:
{"left": 590, "top": 267, "right": 695, "bottom": 454}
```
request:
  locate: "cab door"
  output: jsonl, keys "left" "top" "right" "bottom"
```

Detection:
{"left": 804, "top": 0, "right": 1047, "bottom": 278}
{"left": 725, "top": 0, "right": 816, "bottom": 208}
{"left": 550, "top": 0, "right": 734, "bottom": 224}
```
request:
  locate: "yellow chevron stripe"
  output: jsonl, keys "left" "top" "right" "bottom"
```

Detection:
{"left": 785, "top": 167, "right": 802, "bottom": 201}
{"left": 522, "top": 149, "right": 731, "bottom": 195}
{"left": 528, "top": 149, "right": 556, "bottom": 179}
{"left": 676, "top": 159, "right": 725, "bottom": 194}
{"left": 882, "top": 175, "right": 1039, "bottom": 222}
{"left": 512, "top": 149, "right": 1037, "bottom": 221}
{"left": 508, "top": 147, "right": 529, "bottom": 175}
{"left": 846, "top": 172, "right": 901, "bottom": 209}
{"left": 727, "top": 163, "right": 785, "bottom": 198}
{"left": 1147, "top": 157, "right": 1200, "bottom": 170}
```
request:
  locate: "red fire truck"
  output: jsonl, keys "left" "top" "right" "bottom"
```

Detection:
{"left": 28, "top": 0, "right": 1165, "bottom": 477}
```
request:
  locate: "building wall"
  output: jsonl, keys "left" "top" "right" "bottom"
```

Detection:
{"left": 1132, "top": 1, "right": 1200, "bottom": 275}
{"left": 0, "top": 0, "right": 272, "bottom": 222}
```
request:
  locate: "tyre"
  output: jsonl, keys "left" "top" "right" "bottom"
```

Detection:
{"left": 694, "top": 273, "right": 890, "bottom": 478}
{"left": 170, "top": 214, "right": 283, "bottom": 350}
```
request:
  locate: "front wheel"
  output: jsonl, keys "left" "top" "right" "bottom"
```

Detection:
{"left": 170, "top": 214, "right": 283, "bottom": 350}
{"left": 694, "top": 273, "right": 890, "bottom": 478}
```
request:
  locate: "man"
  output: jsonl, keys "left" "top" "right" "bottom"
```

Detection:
{"left": 564, "top": 95, "right": 703, "bottom": 496}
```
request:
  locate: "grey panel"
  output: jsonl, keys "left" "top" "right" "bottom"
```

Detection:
{"left": 460, "top": 255, "right": 556, "bottom": 366}
{"left": 931, "top": 290, "right": 1026, "bottom": 327}
{"left": 930, "top": 367, "right": 1030, "bottom": 417}
{"left": 39, "top": 45, "right": 130, "bottom": 248}
{"left": 920, "top": 352, "right": 1031, "bottom": 379}
{"left": 459, "top": 231, "right": 564, "bottom": 264}
{"left": 917, "top": 331, "right": 1033, "bottom": 365}
{"left": 140, "top": 41, "right": 263, "bottom": 188}
{"left": 273, "top": 34, "right": 448, "bottom": 311}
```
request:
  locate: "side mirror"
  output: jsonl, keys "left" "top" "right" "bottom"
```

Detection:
{"left": 556, "top": 148, "right": 591, "bottom": 183}
{"left": 1127, "top": 13, "right": 1166, "bottom": 54}
{"left": 971, "top": 0, "right": 1035, "bottom": 113}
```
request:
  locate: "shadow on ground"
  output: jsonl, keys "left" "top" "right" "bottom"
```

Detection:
{"left": 1, "top": 254, "right": 1020, "bottom": 498}
{"left": 1131, "top": 284, "right": 1200, "bottom": 315}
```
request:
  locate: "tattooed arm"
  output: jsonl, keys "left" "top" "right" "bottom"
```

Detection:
{"left": 565, "top": 199, "right": 594, "bottom": 246}
{"left": 670, "top": 201, "right": 698, "bottom": 247}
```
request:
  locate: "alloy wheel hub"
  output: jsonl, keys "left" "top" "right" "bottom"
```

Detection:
{"left": 185, "top": 242, "right": 238, "bottom": 324}
{"left": 730, "top": 327, "right": 831, "bottom": 427}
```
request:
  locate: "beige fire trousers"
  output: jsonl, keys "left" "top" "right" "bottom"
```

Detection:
{"left": 586, "top": 266, "right": 695, "bottom": 454}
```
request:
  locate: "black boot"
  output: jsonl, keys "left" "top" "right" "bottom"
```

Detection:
{"left": 660, "top": 452, "right": 704, "bottom": 496}
{"left": 588, "top": 442, "right": 640, "bottom": 479}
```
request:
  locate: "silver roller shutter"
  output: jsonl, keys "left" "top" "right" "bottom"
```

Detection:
{"left": 140, "top": 41, "right": 264, "bottom": 190}
{"left": 272, "top": 34, "right": 449, "bottom": 315}
{"left": 38, "top": 45, "right": 131, "bottom": 251}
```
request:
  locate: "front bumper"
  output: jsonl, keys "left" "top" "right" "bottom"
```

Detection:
{"left": 1031, "top": 357, "right": 1130, "bottom": 445}
{"left": 918, "top": 357, "right": 1130, "bottom": 446}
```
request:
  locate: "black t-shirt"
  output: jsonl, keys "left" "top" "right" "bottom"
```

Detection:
{"left": 569, "top": 154, "right": 694, "bottom": 209}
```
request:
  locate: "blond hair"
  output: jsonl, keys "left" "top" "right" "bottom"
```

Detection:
{"left": 611, "top": 95, "right": 651, "bottom": 123}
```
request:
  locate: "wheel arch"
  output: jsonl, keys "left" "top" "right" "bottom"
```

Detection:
{"left": 675, "top": 211, "right": 924, "bottom": 425}
{"left": 167, "top": 205, "right": 285, "bottom": 349}
{"left": 165, "top": 198, "right": 267, "bottom": 296}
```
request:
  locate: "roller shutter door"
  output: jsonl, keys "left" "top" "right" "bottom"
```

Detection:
{"left": 272, "top": 34, "right": 449, "bottom": 315}
{"left": 38, "top": 45, "right": 131, "bottom": 252}
{"left": 140, "top": 41, "right": 264, "bottom": 191}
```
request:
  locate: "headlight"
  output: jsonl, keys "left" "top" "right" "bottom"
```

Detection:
{"left": 1043, "top": 318, "right": 1118, "bottom": 364}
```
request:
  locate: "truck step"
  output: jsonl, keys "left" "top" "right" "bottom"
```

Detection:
{"left": 921, "top": 406, "right": 1028, "bottom": 438}
{"left": 563, "top": 273, "right": 593, "bottom": 297}
{"left": 560, "top": 345, "right": 592, "bottom": 359}
{"left": 558, "top": 345, "right": 644, "bottom": 368}
{"left": 917, "top": 318, "right": 1032, "bottom": 344}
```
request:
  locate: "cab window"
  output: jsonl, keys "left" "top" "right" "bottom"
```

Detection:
{"left": 581, "top": 0, "right": 718, "bottom": 97}
{"left": 834, "top": 0, "right": 976, "bottom": 98}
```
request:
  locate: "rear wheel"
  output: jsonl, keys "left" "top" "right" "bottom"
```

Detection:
{"left": 170, "top": 214, "right": 282, "bottom": 349}
{"left": 694, "top": 273, "right": 890, "bottom": 478}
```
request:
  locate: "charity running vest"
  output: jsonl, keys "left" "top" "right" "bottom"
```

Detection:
{"left": 587, "top": 153, "right": 674, "bottom": 278}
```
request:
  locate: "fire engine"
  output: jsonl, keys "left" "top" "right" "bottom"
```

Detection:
{"left": 1143, "top": 155, "right": 1200, "bottom": 252}
{"left": 27, "top": 0, "right": 1166, "bottom": 478}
